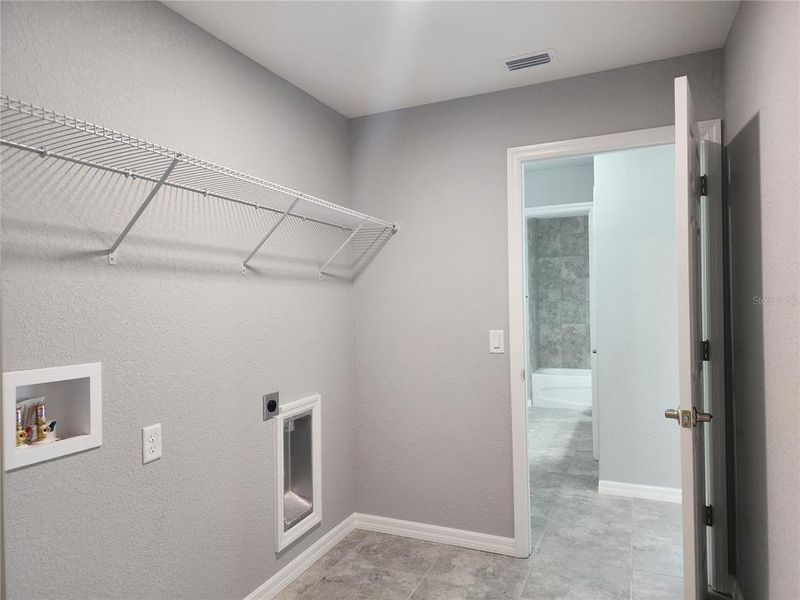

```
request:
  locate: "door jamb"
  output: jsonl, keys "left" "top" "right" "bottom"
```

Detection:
{"left": 507, "top": 121, "right": 721, "bottom": 560}
{"left": 697, "top": 120, "right": 732, "bottom": 596}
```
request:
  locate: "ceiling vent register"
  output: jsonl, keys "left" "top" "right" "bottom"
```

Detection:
{"left": 504, "top": 50, "right": 555, "bottom": 72}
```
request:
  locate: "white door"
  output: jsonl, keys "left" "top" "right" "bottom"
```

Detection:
{"left": 672, "top": 75, "right": 712, "bottom": 600}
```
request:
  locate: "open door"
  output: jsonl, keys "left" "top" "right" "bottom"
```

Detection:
{"left": 669, "top": 75, "right": 713, "bottom": 599}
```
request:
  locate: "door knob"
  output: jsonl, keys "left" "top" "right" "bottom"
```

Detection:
{"left": 665, "top": 407, "right": 712, "bottom": 429}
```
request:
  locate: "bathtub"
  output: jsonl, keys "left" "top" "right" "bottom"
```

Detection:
{"left": 532, "top": 368, "right": 592, "bottom": 409}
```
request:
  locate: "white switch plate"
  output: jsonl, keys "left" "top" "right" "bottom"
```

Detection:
{"left": 489, "top": 330, "right": 505, "bottom": 353}
{"left": 142, "top": 423, "right": 162, "bottom": 464}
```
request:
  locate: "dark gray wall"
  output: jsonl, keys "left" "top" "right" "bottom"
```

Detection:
{"left": 350, "top": 50, "right": 724, "bottom": 537}
{"left": 723, "top": 2, "right": 800, "bottom": 598}
{"left": 1, "top": 2, "right": 355, "bottom": 599}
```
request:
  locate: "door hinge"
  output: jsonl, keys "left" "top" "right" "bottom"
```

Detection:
{"left": 699, "top": 174, "right": 708, "bottom": 197}
{"left": 702, "top": 340, "right": 710, "bottom": 361}
{"left": 705, "top": 504, "right": 713, "bottom": 527}
{"left": 521, "top": 369, "right": 526, "bottom": 382}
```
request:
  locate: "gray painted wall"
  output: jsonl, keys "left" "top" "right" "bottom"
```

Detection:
{"left": 723, "top": 2, "right": 800, "bottom": 598}
{"left": 1, "top": 3, "right": 355, "bottom": 599}
{"left": 524, "top": 162, "right": 594, "bottom": 208}
{"left": 350, "top": 51, "right": 724, "bottom": 537}
{"left": 594, "top": 145, "right": 680, "bottom": 490}
{"left": 531, "top": 216, "right": 591, "bottom": 370}
{"left": 0, "top": 2, "right": 742, "bottom": 592}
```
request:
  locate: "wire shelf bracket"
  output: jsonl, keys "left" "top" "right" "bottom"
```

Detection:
{"left": 241, "top": 196, "right": 301, "bottom": 275}
{"left": 0, "top": 96, "right": 398, "bottom": 279}
{"left": 107, "top": 156, "right": 180, "bottom": 265}
{"left": 319, "top": 219, "right": 366, "bottom": 279}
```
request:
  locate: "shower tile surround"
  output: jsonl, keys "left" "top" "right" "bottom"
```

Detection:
{"left": 530, "top": 216, "right": 591, "bottom": 369}
{"left": 276, "top": 406, "right": 683, "bottom": 600}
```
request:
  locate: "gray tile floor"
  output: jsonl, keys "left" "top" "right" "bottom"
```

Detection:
{"left": 526, "top": 406, "right": 683, "bottom": 599}
{"left": 275, "top": 406, "right": 682, "bottom": 600}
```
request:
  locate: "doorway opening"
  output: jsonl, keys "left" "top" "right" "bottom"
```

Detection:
{"left": 523, "top": 147, "right": 684, "bottom": 597}
{"left": 524, "top": 156, "right": 596, "bottom": 456}
{"left": 506, "top": 116, "right": 729, "bottom": 599}
{"left": 526, "top": 205, "right": 594, "bottom": 453}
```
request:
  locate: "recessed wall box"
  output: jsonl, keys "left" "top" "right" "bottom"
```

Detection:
{"left": 3, "top": 362, "right": 102, "bottom": 470}
{"left": 274, "top": 394, "right": 321, "bottom": 551}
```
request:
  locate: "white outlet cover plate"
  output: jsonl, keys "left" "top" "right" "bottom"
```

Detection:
{"left": 142, "top": 423, "right": 162, "bottom": 464}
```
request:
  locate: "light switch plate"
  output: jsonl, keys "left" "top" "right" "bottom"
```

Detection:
{"left": 489, "top": 330, "right": 505, "bottom": 353}
{"left": 142, "top": 423, "right": 162, "bottom": 464}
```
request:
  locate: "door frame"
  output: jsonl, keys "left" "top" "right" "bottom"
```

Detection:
{"left": 506, "top": 121, "right": 722, "bottom": 560}
{"left": 697, "top": 120, "right": 732, "bottom": 596}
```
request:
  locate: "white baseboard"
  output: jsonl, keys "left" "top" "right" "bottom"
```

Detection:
{"left": 598, "top": 480, "right": 682, "bottom": 504}
{"left": 244, "top": 514, "right": 356, "bottom": 600}
{"left": 352, "top": 513, "right": 517, "bottom": 556}
{"left": 244, "top": 512, "right": 517, "bottom": 599}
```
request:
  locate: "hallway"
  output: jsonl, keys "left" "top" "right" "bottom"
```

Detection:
{"left": 529, "top": 406, "right": 684, "bottom": 598}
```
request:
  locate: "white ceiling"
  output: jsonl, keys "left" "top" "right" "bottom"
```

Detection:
{"left": 165, "top": 1, "right": 739, "bottom": 118}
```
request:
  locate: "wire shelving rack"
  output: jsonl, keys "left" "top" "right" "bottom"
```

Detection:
{"left": 0, "top": 96, "right": 398, "bottom": 279}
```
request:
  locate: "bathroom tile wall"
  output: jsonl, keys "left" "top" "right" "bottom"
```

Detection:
{"left": 532, "top": 216, "right": 590, "bottom": 369}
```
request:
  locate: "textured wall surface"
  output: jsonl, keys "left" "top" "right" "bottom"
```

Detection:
{"left": 723, "top": 2, "right": 800, "bottom": 598}
{"left": 349, "top": 51, "right": 723, "bottom": 537}
{"left": 594, "top": 145, "right": 680, "bottom": 490}
{"left": 1, "top": 3, "right": 356, "bottom": 599}
{"left": 0, "top": 2, "right": 740, "bottom": 592}
{"left": 531, "top": 216, "right": 591, "bottom": 370}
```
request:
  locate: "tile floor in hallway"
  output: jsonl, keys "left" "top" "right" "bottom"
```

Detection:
{"left": 527, "top": 406, "right": 683, "bottom": 599}
{"left": 275, "top": 406, "right": 682, "bottom": 600}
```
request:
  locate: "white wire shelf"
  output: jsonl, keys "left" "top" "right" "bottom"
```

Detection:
{"left": 0, "top": 96, "right": 398, "bottom": 279}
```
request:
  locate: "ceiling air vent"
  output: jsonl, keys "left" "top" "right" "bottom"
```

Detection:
{"left": 503, "top": 49, "right": 555, "bottom": 72}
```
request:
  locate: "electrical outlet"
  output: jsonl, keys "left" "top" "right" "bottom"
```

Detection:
{"left": 142, "top": 423, "right": 162, "bottom": 464}
{"left": 263, "top": 391, "right": 279, "bottom": 421}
